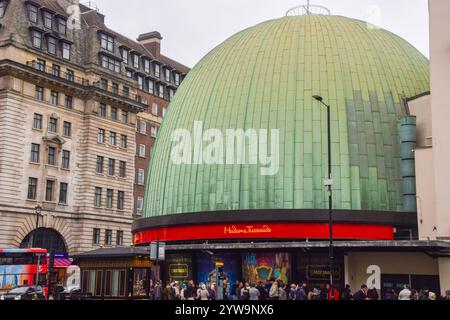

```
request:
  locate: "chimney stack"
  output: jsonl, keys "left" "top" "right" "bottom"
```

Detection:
{"left": 137, "top": 31, "right": 163, "bottom": 59}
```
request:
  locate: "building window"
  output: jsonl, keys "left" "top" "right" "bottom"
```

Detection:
{"left": 100, "top": 78, "right": 108, "bottom": 90}
{"left": 51, "top": 91, "right": 59, "bottom": 105}
{"left": 119, "top": 161, "right": 126, "bottom": 178}
{"left": 120, "top": 135, "right": 127, "bottom": 148}
{"left": 158, "top": 84, "right": 164, "bottom": 98}
{"left": 36, "top": 59, "right": 46, "bottom": 72}
{"left": 66, "top": 69, "right": 74, "bottom": 82}
{"left": 105, "top": 230, "right": 112, "bottom": 246}
{"left": 35, "top": 86, "right": 44, "bottom": 101}
{"left": 121, "top": 49, "right": 129, "bottom": 64}
{"left": 63, "top": 121, "right": 71, "bottom": 137}
{"left": 112, "top": 83, "right": 119, "bottom": 94}
{"left": 47, "top": 147, "right": 56, "bottom": 166}
{"left": 151, "top": 126, "right": 158, "bottom": 138}
{"left": 48, "top": 117, "right": 57, "bottom": 133}
{"left": 62, "top": 42, "right": 71, "bottom": 60}
{"left": 165, "top": 68, "right": 171, "bottom": 82}
{"left": 126, "top": 70, "right": 133, "bottom": 78}
{"left": 123, "top": 87, "right": 129, "bottom": 98}
{"left": 47, "top": 37, "right": 57, "bottom": 55}
{"left": 137, "top": 169, "right": 145, "bottom": 185}
{"left": 154, "top": 64, "right": 160, "bottom": 78}
{"left": 109, "top": 132, "right": 116, "bottom": 146}
{"left": 100, "top": 33, "right": 114, "bottom": 52}
{"left": 144, "top": 60, "right": 150, "bottom": 73}
{"left": 116, "top": 231, "right": 124, "bottom": 246}
{"left": 152, "top": 103, "right": 159, "bottom": 116}
{"left": 139, "top": 121, "right": 147, "bottom": 135}
{"left": 121, "top": 111, "right": 128, "bottom": 124}
{"left": 101, "top": 55, "right": 120, "bottom": 73}
{"left": 28, "top": 5, "right": 38, "bottom": 23}
{"left": 110, "top": 107, "right": 117, "bottom": 120}
{"left": 162, "top": 108, "right": 167, "bottom": 118}
{"left": 94, "top": 187, "right": 102, "bottom": 207}
{"left": 96, "top": 156, "right": 104, "bottom": 173}
{"left": 52, "top": 64, "right": 60, "bottom": 77}
{"left": 108, "top": 158, "right": 115, "bottom": 176}
{"left": 169, "top": 89, "right": 175, "bottom": 100}
{"left": 59, "top": 183, "right": 68, "bottom": 204}
{"left": 31, "top": 31, "right": 42, "bottom": 48}
{"left": 0, "top": 1, "right": 5, "bottom": 18}
{"left": 45, "top": 180, "right": 54, "bottom": 202}
{"left": 27, "top": 178, "right": 38, "bottom": 200}
{"left": 33, "top": 113, "right": 42, "bottom": 130}
{"left": 58, "top": 18, "right": 67, "bottom": 35}
{"left": 137, "top": 76, "right": 144, "bottom": 90}
{"left": 133, "top": 54, "right": 139, "bottom": 69}
{"left": 148, "top": 80, "right": 154, "bottom": 94}
{"left": 117, "top": 191, "right": 124, "bottom": 210}
{"left": 65, "top": 95, "right": 73, "bottom": 109}
{"left": 92, "top": 228, "right": 100, "bottom": 245}
{"left": 43, "top": 11, "right": 53, "bottom": 29}
{"left": 106, "top": 189, "right": 113, "bottom": 208}
{"left": 175, "top": 73, "right": 180, "bottom": 86}
{"left": 99, "top": 103, "right": 106, "bottom": 117}
{"left": 31, "top": 143, "right": 40, "bottom": 163}
{"left": 138, "top": 144, "right": 145, "bottom": 157}
{"left": 136, "top": 197, "right": 144, "bottom": 214}
{"left": 98, "top": 129, "right": 105, "bottom": 143}
{"left": 62, "top": 150, "right": 70, "bottom": 169}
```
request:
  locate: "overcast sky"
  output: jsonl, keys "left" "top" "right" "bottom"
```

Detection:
{"left": 94, "top": 0, "right": 429, "bottom": 68}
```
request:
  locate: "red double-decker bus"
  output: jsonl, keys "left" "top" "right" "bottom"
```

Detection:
{"left": 0, "top": 248, "right": 48, "bottom": 296}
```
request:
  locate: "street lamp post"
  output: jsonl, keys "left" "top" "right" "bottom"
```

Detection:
{"left": 33, "top": 205, "right": 42, "bottom": 248}
{"left": 313, "top": 95, "right": 334, "bottom": 300}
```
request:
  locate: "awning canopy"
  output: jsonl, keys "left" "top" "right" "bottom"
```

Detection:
{"left": 54, "top": 258, "right": 73, "bottom": 268}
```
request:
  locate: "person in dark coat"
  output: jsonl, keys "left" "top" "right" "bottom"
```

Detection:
{"left": 353, "top": 285, "right": 369, "bottom": 300}
{"left": 341, "top": 285, "right": 352, "bottom": 300}
{"left": 367, "top": 287, "right": 379, "bottom": 300}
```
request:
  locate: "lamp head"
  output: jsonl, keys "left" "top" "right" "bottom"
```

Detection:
{"left": 312, "top": 95, "right": 323, "bottom": 102}
{"left": 35, "top": 205, "right": 42, "bottom": 215}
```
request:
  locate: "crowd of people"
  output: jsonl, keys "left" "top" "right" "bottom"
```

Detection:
{"left": 148, "top": 279, "right": 450, "bottom": 301}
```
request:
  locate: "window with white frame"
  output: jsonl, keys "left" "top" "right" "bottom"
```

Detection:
{"left": 165, "top": 68, "right": 171, "bottom": 82}
{"left": 137, "top": 76, "right": 144, "bottom": 90}
{"left": 175, "top": 73, "right": 180, "bottom": 86}
{"left": 148, "top": 80, "right": 154, "bottom": 94}
{"left": 133, "top": 54, "right": 140, "bottom": 69}
{"left": 144, "top": 59, "right": 150, "bottom": 73}
{"left": 158, "top": 84, "right": 164, "bottom": 98}
{"left": 154, "top": 64, "right": 160, "bottom": 78}
{"left": 151, "top": 126, "right": 158, "bottom": 138}
{"left": 136, "top": 197, "right": 144, "bottom": 214}
{"left": 162, "top": 108, "right": 167, "bottom": 118}
{"left": 137, "top": 169, "right": 145, "bottom": 185}
{"left": 151, "top": 103, "right": 158, "bottom": 116}
{"left": 139, "top": 121, "right": 147, "bottom": 135}
{"left": 62, "top": 42, "right": 71, "bottom": 60}
{"left": 121, "top": 48, "right": 129, "bottom": 64}
{"left": 138, "top": 144, "right": 145, "bottom": 157}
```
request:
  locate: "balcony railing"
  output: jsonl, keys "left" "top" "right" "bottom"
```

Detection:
{"left": 26, "top": 60, "right": 89, "bottom": 86}
{"left": 91, "top": 81, "right": 144, "bottom": 104}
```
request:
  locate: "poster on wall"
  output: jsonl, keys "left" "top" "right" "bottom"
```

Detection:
{"left": 196, "top": 253, "right": 241, "bottom": 288}
{"left": 242, "top": 253, "right": 291, "bottom": 284}
{"left": 163, "top": 254, "right": 193, "bottom": 282}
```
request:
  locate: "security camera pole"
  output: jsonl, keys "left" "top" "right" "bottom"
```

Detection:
{"left": 313, "top": 95, "right": 334, "bottom": 300}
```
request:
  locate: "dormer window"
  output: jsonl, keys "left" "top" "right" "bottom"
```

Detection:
{"left": 175, "top": 73, "right": 180, "bottom": 86}
{"left": 58, "top": 18, "right": 67, "bottom": 35}
{"left": 101, "top": 55, "right": 120, "bottom": 73}
{"left": 100, "top": 33, "right": 114, "bottom": 52}
{"left": 154, "top": 64, "right": 160, "bottom": 78}
{"left": 165, "top": 68, "right": 171, "bottom": 82}
{"left": 43, "top": 11, "right": 53, "bottom": 29}
{"left": 31, "top": 30, "right": 42, "bottom": 48}
{"left": 28, "top": 4, "right": 38, "bottom": 23}
{"left": 47, "top": 36, "right": 57, "bottom": 55}
{"left": 144, "top": 59, "right": 150, "bottom": 73}
{"left": 62, "top": 42, "right": 71, "bottom": 60}
{"left": 121, "top": 48, "right": 129, "bottom": 64}
{"left": 0, "top": 1, "right": 7, "bottom": 18}
{"left": 133, "top": 54, "right": 140, "bottom": 69}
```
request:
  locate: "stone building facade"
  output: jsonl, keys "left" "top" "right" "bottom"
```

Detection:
{"left": 0, "top": 0, "right": 188, "bottom": 255}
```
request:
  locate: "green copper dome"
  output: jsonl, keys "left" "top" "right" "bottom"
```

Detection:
{"left": 143, "top": 15, "right": 429, "bottom": 218}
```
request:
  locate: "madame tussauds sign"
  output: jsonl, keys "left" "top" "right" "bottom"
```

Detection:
{"left": 170, "top": 121, "right": 280, "bottom": 176}
{"left": 224, "top": 225, "right": 272, "bottom": 235}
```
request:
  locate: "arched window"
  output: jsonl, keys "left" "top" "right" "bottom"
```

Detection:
{"left": 20, "top": 228, "right": 67, "bottom": 253}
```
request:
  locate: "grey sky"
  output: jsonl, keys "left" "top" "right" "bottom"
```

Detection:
{"left": 93, "top": 0, "right": 429, "bottom": 68}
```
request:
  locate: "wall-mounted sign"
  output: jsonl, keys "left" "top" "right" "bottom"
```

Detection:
{"left": 306, "top": 265, "right": 341, "bottom": 281}
{"left": 367, "top": 265, "right": 381, "bottom": 289}
{"left": 169, "top": 264, "right": 189, "bottom": 279}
